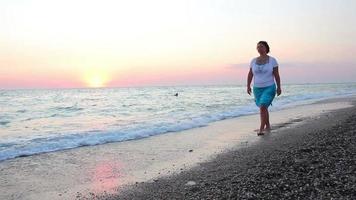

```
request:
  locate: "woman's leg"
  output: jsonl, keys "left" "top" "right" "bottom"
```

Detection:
{"left": 261, "top": 84, "right": 275, "bottom": 132}
{"left": 265, "top": 108, "right": 271, "bottom": 131}
{"left": 259, "top": 106, "right": 268, "bottom": 133}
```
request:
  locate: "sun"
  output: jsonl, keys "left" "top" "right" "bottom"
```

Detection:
{"left": 84, "top": 70, "right": 110, "bottom": 88}
{"left": 88, "top": 76, "right": 105, "bottom": 88}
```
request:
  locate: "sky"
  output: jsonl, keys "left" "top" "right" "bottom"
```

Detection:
{"left": 0, "top": 0, "right": 356, "bottom": 89}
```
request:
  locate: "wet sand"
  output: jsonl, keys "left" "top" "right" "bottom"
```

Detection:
{"left": 0, "top": 96, "right": 355, "bottom": 200}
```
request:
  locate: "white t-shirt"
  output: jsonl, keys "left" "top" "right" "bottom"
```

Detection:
{"left": 250, "top": 56, "right": 279, "bottom": 88}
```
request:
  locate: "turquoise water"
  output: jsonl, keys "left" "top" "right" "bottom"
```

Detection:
{"left": 0, "top": 83, "right": 355, "bottom": 161}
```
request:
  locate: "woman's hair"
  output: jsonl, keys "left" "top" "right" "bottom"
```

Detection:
{"left": 257, "top": 41, "right": 270, "bottom": 53}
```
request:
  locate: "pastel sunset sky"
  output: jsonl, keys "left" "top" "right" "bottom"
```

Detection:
{"left": 1, "top": 0, "right": 355, "bottom": 89}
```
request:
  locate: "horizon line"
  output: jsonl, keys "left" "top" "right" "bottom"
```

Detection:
{"left": 1, "top": 81, "right": 356, "bottom": 91}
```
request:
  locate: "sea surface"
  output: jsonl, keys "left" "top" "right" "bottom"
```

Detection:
{"left": 1, "top": 83, "right": 356, "bottom": 161}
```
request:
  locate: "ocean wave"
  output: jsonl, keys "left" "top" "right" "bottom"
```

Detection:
{"left": 0, "top": 85, "right": 355, "bottom": 162}
{"left": 52, "top": 105, "right": 84, "bottom": 112}
{"left": 0, "top": 102, "right": 260, "bottom": 161}
{"left": 0, "top": 120, "right": 10, "bottom": 126}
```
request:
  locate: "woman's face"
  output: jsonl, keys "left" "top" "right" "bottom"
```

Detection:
{"left": 257, "top": 43, "right": 267, "bottom": 55}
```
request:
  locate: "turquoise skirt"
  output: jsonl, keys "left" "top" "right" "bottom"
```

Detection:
{"left": 253, "top": 84, "right": 276, "bottom": 107}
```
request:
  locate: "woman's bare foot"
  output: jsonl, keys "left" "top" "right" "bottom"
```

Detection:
{"left": 255, "top": 128, "right": 271, "bottom": 136}
{"left": 264, "top": 128, "right": 271, "bottom": 133}
{"left": 257, "top": 128, "right": 265, "bottom": 136}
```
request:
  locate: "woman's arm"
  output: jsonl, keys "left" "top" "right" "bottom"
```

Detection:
{"left": 273, "top": 67, "right": 282, "bottom": 96}
{"left": 247, "top": 68, "right": 253, "bottom": 95}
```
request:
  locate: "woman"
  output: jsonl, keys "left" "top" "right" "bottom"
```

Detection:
{"left": 247, "top": 41, "right": 282, "bottom": 136}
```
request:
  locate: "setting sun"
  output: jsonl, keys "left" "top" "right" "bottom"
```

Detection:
{"left": 88, "top": 76, "right": 105, "bottom": 88}
{"left": 84, "top": 70, "right": 110, "bottom": 88}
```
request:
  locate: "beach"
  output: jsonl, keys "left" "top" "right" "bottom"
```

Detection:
{"left": 102, "top": 96, "right": 356, "bottom": 200}
{"left": 0, "top": 96, "right": 355, "bottom": 199}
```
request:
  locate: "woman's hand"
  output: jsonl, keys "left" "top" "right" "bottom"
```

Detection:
{"left": 277, "top": 87, "right": 282, "bottom": 96}
{"left": 247, "top": 86, "right": 252, "bottom": 95}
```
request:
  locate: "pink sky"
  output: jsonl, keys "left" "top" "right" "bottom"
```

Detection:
{"left": 1, "top": 0, "right": 356, "bottom": 89}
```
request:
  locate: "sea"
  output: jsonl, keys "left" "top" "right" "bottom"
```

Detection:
{"left": 1, "top": 83, "right": 356, "bottom": 162}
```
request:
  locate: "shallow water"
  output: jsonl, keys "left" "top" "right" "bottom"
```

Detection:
{"left": 0, "top": 83, "right": 356, "bottom": 161}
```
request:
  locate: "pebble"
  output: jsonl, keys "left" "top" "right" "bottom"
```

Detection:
{"left": 185, "top": 181, "right": 196, "bottom": 186}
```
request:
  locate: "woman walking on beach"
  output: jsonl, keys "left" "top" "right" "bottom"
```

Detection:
{"left": 247, "top": 41, "right": 282, "bottom": 136}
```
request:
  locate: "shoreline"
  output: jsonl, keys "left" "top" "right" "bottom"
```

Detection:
{"left": 0, "top": 96, "right": 355, "bottom": 199}
{"left": 100, "top": 97, "right": 356, "bottom": 200}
